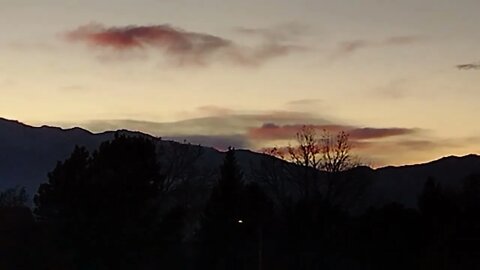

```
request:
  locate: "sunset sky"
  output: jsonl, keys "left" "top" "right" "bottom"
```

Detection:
{"left": 1, "top": 0, "right": 479, "bottom": 166}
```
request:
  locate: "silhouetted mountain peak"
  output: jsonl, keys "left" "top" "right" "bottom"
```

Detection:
{"left": 434, "top": 154, "right": 480, "bottom": 164}
{"left": 379, "top": 154, "right": 480, "bottom": 171}
{"left": 0, "top": 117, "right": 30, "bottom": 129}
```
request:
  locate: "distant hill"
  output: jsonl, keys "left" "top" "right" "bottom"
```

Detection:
{"left": 370, "top": 154, "right": 480, "bottom": 208}
{"left": 1, "top": 117, "right": 480, "bottom": 209}
{"left": 0, "top": 118, "right": 264, "bottom": 201}
{"left": 0, "top": 118, "right": 111, "bottom": 196}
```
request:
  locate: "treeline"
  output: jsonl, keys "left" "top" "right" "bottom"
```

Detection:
{"left": 1, "top": 134, "right": 480, "bottom": 269}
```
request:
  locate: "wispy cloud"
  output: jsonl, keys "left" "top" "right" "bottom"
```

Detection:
{"left": 332, "top": 35, "right": 425, "bottom": 59}
{"left": 196, "top": 105, "right": 234, "bottom": 116}
{"left": 67, "top": 23, "right": 230, "bottom": 52}
{"left": 6, "top": 41, "right": 57, "bottom": 52}
{"left": 349, "top": 127, "right": 416, "bottom": 140}
{"left": 457, "top": 62, "right": 480, "bottom": 70}
{"left": 375, "top": 78, "right": 411, "bottom": 99}
{"left": 71, "top": 110, "right": 470, "bottom": 166}
{"left": 83, "top": 110, "right": 329, "bottom": 138}
{"left": 234, "top": 22, "right": 308, "bottom": 42}
{"left": 247, "top": 123, "right": 415, "bottom": 141}
{"left": 65, "top": 23, "right": 302, "bottom": 66}
{"left": 285, "top": 98, "right": 322, "bottom": 107}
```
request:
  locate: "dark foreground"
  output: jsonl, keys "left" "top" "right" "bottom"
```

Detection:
{"left": 2, "top": 134, "right": 480, "bottom": 270}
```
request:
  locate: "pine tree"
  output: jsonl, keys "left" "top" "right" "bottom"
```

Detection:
{"left": 34, "top": 134, "right": 163, "bottom": 269}
{"left": 199, "top": 147, "right": 247, "bottom": 269}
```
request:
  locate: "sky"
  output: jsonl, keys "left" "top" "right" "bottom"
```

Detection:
{"left": 1, "top": 0, "right": 479, "bottom": 166}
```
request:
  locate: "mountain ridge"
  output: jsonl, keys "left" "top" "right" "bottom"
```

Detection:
{"left": 1, "top": 117, "right": 480, "bottom": 209}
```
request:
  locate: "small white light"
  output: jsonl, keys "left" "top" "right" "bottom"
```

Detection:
{"left": 238, "top": 219, "right": 243, "bottom": 224}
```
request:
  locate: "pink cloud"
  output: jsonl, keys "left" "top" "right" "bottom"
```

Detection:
{"left": 248, "top": 124, "right": 415, "bottom": 141}
{"left": 65, "top": 23, "right": 301, "bottom": 66}
{"left": 66, "top": 24, "right": 230, "bottom": 52}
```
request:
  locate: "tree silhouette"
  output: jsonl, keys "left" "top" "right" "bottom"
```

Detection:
{"left": 0, "top": 186, "right": 36, "bottom": 269}
{"left": 198, "top": 147, "right": 249, "bottom": 269}
{"left": 158, "top": 140, "right": 204, "bottom": 194}
{"left": 353, "top": 203, "right": 423, "bottom": 270}
{"left": 417, "top": 177, "right": 456, "bottom": 258}
{"left": 0, "top": 186, "right": 28, "bottom": 208}
{"left": 458, "top": 174, "right": 480, "bottom": 241}
{"left": 418, "top": 177, "right": 451, "bottom": 219}
{"left": 279, "top": 126, "right": 358, "bottom": 173}
{"left": 34, "top": 134, "right": 163, "bottom": 269}
{"left": 267, "top": 126, "right": 361, "bottom": 201}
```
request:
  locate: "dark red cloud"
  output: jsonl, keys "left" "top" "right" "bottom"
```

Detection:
{"left": 66, "top": 23, "right": 230, "bottom": 54}
{"left": 66, "top": 23, "right": 300, "bottom": 65}
{"left": 248, "top": 123, "right": 415, "bottom": 141}
{"left": 349, "top": 128, "right": 414, "bottom": 140}
{"left": 248, "top": 123, "right": 346, "bottom": 140}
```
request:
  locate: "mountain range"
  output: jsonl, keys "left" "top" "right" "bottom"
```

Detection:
{"left": 1, "top": 117, "right": 480, "bottom": 209}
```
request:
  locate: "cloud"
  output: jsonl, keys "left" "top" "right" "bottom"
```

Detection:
{"left": 248, "top": 123, "right": 307, "bottom": 140}
{"left": 196, "top": 105, "right": 234, "bottom": 116}
{"left": 230, "top": 23, "right": 308, "bottom": 65}
{"left": 65, "top": 23, "right": 301, "bottom": 66}
{"left": 285, "top": 98, "right": 322, "bottom": 107}
{"left": 84, "top": 117, "right": 415, "bottom": 146}
{"left": 349, "top": 128, "right": 415, "bottom": 140}
{"left": 83, "top": 110, "right": 329, "bottom": 138}
{"left": 383, "top": 36, "right": 422, "bottom": 45}
{"left": 6, "top": 41, "right": 57, "bottom": 52}
{"left": 67, "top": 23, "right": 229, "bottom": 52}
{"left": 394, "top": 139, "right": 443, "bottom": 150}
{"left": 457, "top": 62, "right": 480, "bottom": 70}
{"left": 70, "top": 109, "right": 434, "bottom": 166}
{"left": 375, "top": 78, "right": 411, "bottom": 99}
{"left": 283, "top": 99, "right": 325, "bottom": 114}
{"left": 332, "top": 35, "right": 424, "bottom": 59}
{"left": 235, "top": 22, "right": 308, "bottom": 42}
{"left": 248, "top": 123, "right": 415, "bottom": 141}
{"left": 338, "top": 40, "right": 369, "bottom": 55}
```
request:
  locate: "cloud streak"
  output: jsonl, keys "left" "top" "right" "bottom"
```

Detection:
{"left": 235, "top": 22, "right": 307, "bottom": 42}
{"left": 457, "top": 62, "right": 480, "bottom": 70}
{"left": 332, "top": 35, "right": 424, "bottom": 59}
{"left": 65, "top": 23, "right": 301, "bottom": 66}
{"left": 67, "top": 24, "right": 230, "bottom": 52}
{"left": 64, "top": 108, "right": 474, "bottom": 166}
{"left": 285, "top": 98, "right": 322, "bottom": 107}
{"left": 248, "top": 123, "right": 415, "bottom": 141}
{"left": 349, "top": 127, "right": 415, "bottom": 140}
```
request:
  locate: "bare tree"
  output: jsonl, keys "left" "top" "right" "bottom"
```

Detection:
{"left": 158, "top": 140, "right": 204, "bottom": 194}
{"left": 287, "top": 125, "right": 322, "bottom": 170}
{"left": 252, "top": 152, "right": 297, "bottom": 208}
{"left": 265, "top": 126, "right": 364, "bottom": 204}
{"left": 319, "top": 129, "right": 358, "bottom": 173}
{"left": 286, "top": 125, "right": 357, "bottom": 173}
